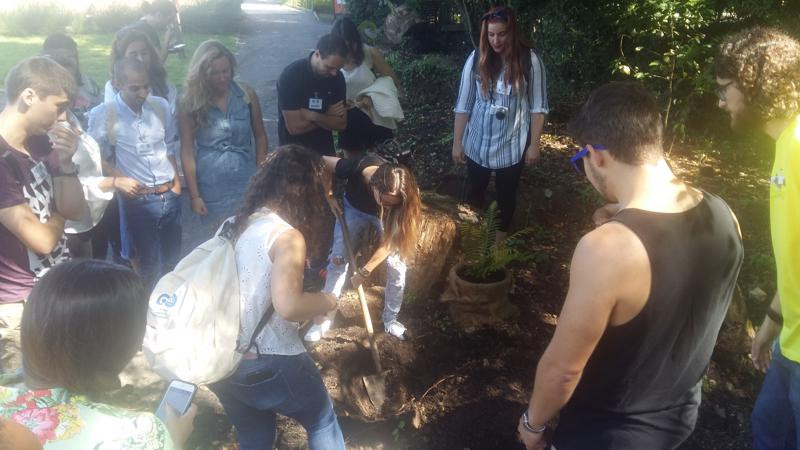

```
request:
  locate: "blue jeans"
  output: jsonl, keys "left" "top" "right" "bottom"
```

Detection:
{"left": 752, "top": 344, "right": 800, "bottom": 449}
{"left": 323, "top": 197, "right": 407, "bottom": 324}
{"left": 118, "top": 190, "right": 182, "bottom": 289}
{"left": 210, "top": 353, "right": 345, "bottom": 450}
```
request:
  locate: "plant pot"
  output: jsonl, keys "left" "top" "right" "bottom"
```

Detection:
{"left": 440, "top": 263, "right": 518, "bottom": 329}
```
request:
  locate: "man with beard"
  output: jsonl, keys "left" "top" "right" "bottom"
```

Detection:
{"left": 715, "top": 27, "right": 800, "bottom": 449}
{"left": 277, "top": 34, "right": 348, "bottom": 156}
{"left": 517, "top": 82, "right": 744, "bottom": 450}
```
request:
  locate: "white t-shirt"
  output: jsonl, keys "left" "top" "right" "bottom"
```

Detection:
{"left": 342, "top": 44, "right": 376, "bottom": 101}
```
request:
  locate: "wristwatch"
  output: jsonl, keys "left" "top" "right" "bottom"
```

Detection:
{"left": 358, "top": 267, "right": 371, "bottom": 278}
{"left": 521, "top": 410, "right": 546, "bottom": 434}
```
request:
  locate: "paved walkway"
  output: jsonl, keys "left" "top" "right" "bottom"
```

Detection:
{"left": 180, "top": 0, "right": 331, "bottom": 251}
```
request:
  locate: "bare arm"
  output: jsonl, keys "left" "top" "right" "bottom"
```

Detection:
{"left": 322, "top": 155, "right": 340, "bottom": 173}
{"left": 370, "top": 47, "right": 401, "bottom": 91}
{"left": 179, "top": 112, "right": 200, "bottom": 200}
{"left": 0, "top": 204, "right": 67, "bottom": 255}
{"left": 521, "top": 224, "right": 649, "bottom": 440}
{"left": 244, "top": 85, "right": 269, "bottom": 163}
{"left": 452, "top": 113, "right": 469, "bottom": 165}
{"left": 282, "top": 109, "right": 318, "bottom": 136}
{"left": 305, "top": 101, "right": 347, "bottom": 132}
{"left": 53, "top": 174, "right": 88, "bottom": 221}
{"left": 270, "top": 229, "right": 337, "bottom": 322}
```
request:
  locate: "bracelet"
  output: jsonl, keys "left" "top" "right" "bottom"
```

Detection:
{"left": 191, "top": 195, "right": 201, "bottom": 200}
{"left": 522, "top": 410, "right": 546, "bottom": 434}
{"left": 766, "top": 307, "right": 783, "bottom": 326}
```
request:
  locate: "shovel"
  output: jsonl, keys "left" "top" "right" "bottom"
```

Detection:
{"left": 330, "top": 201, "right": 387, "bottom": 412}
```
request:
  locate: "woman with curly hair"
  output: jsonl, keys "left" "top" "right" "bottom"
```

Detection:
{"left": 104, "top": 27, "right": 177, "bottom": 113}
{"left": 715, "top": 27, "right": 800, "bottom": 450}
{"left": 210, "top": 145, "right": 344, "bottom": 450}
{"left": 452, "top": 5, "right": 547, "bottom": 242}
{"left": 304, "top": 152, "right": 421, "bottom": 342}
{"left": 180, "top": 40, "right": 268, "bottom": 229}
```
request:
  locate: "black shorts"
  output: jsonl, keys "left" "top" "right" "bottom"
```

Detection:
{"left": 338, "top": 107, "right": 393, "bottom": 152}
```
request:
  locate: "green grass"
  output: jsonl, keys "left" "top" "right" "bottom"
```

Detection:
{"left": 0, "top": 33, "right": 238, "bottom": 90}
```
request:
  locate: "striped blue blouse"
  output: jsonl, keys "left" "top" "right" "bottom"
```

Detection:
{"left": 454, "top": 50, "right": 548, "bottom": 169}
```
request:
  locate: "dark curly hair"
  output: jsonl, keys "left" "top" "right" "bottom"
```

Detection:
{"left": 715, "top": 27, "right": 800, "bottom": 121}
{"left": 231, "top": 145, "right": 330, "bottom": 258}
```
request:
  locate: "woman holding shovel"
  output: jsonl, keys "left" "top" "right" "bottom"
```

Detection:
{"left": 304, "top": 153, "right": 421, "bottom": 342}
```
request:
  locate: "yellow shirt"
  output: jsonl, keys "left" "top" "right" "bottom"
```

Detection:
{"left": 774, "top": 116, "right": 800, "bottom": 362}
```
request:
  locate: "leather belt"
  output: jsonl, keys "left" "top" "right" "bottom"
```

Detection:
{"left": 139, "top": 180, "right": 174, "bottom": 195}
{"left": 241, "top": 352, "right": 259, "bottom": 360}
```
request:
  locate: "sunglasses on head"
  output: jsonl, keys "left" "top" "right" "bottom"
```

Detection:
{"left": 570, "top": 145, "right": 608, "bottom": 176}
{"left": 481, "top": 9, "right": 508, "bottom": 22}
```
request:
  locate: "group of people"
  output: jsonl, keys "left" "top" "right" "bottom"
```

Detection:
{"left": 0, "top": 2, "right": 796, "bottom": 449}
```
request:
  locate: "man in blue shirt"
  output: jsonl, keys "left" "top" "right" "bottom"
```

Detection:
{"left": 87, "top": 57, "right": 181, "bottom": 288}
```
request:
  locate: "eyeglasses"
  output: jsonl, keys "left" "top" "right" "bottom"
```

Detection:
{"left": 570, "top": 145, "right": 608, "bottom": 176}
{"left": 716, "top": 80, "right": 735, "bottom": 102}
{"left": 481, "top": 9, "right": 508, "bottom": 22}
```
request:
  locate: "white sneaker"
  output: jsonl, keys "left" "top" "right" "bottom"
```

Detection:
{"left": 303, "top": 319, "right": 332, "bottom": 342}
{"left": 384, "top": 321, "right": 407, "bottom": 340}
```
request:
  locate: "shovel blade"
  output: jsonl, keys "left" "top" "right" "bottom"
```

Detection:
{"left": 362, "top": 372, "right": 387, "bottom": 411}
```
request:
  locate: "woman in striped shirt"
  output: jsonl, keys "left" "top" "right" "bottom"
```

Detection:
{"left": 452, "top": 5, "right": 548, "bottom": 240}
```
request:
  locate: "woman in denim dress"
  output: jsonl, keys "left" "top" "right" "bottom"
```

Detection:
{"left": 180, "top": 40, "right": 268, "bottom": 229}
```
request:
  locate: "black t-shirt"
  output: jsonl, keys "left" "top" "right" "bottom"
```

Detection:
{"left": 277, "top": 55, "right": 346, "bottom": 156}
{"left": 335, "top": 153, "right": 386, "bottom": 216}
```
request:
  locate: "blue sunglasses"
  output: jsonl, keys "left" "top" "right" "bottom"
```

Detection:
{"left": 570, "top": 145, "right": 608, "bottom": 176}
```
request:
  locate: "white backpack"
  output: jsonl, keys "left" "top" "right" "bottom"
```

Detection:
{"left": 143, "top": 215, "right": 287, "bottom": 385}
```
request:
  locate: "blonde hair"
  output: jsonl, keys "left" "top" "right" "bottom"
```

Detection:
{"left": 181, "top": 40, "right": 238, "bottom": 129}
{"left": 370, "top": 164, "right": 421, "bottom": 260}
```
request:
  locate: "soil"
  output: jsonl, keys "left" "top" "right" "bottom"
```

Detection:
{"left": 107, "top": 83, "right": 766, "bottom": 450}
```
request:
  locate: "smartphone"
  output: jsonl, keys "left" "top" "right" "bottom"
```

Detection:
{"left": 155, "top": 380, "right": 197, "bottom": 422}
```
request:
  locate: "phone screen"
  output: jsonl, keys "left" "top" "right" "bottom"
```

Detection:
{"left": 155, "top": 381, "right": 196, "bottom": 422}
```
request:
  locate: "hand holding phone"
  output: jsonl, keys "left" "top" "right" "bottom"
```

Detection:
{"left": 156, "top": 380, "right": 198, "bottom": 449}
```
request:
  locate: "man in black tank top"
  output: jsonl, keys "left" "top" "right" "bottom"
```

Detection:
{"left": 517, "top": 82, "right": 744, "bottom": 450}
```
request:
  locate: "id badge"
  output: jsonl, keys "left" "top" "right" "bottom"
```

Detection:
{"left": 136, "top": 142, "right": 155, "bottom": 156}
{"left": 308, "top": 97, "right": 323, "bottom": 111}
{"left": 31, "top": 161, "right": 48, "bottom": 185}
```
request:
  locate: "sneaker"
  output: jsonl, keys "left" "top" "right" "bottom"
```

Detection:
{"left": 303, "top": 319, "right": 332, "bottom": 343}
{"left": 384, "top": 321, "right": 407, "bottom": 340}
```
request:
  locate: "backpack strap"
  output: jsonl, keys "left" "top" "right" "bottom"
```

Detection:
{"left": 145, "top": 98, "right": 167, "bottom": 128}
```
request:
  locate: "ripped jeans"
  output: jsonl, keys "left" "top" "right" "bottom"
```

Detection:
{"left": 323, "top": 196, "right": 407, "bottom": 325}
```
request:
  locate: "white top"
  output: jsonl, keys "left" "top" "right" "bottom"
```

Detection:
{"left": 342, "top": 44, "right": 376, "bottom": 101}
{"left": 65, "top": 111, "right": 113, "bottom": 234}
{"left": 235, "top": 209, "right": 306, "bottom": 356}
{"left": 87, "top": 93, "right": 178, "bottom": 187}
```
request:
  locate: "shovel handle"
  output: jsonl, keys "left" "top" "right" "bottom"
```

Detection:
{"left": 330, "top": 200, "right": 383, "bottom": 373}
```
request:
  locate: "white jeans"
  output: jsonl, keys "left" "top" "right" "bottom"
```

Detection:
{"left": 323, "top": 197, "right": 407, "bottom": 325}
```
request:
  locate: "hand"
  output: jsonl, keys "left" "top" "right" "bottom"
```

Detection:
{"left": 163, "top": 403, "right": 197, "bottom": 450}
{"left": 354, "top": 96, "right": 373, "bottom": 110}
{"left": 452, "top": 142, "right": 466, "bottom": 165}
{"left": 191, "top": 197, "right": 208, "bottom": 216}
{"left": 524, "top": 144, "right": 541, "bottom": 167}
{"left": 327, "top": 101, "right": 346, "bottom": 117}
{"left": 351, "top": 273, "right": 366, "bottom": 289}
{"left": 751, "top": 316, "right": 781, "bottom": 372}
{"left": 592, "top": 203, "right": 621, "bottom": 226}
{"left": 170, "top": 180, "right": 181, "bottom": 195}
{"left": 322, "top": 292, "right": 338, "bottom": 312}
{"left": 517, "top": 418, "right": 547, "bottom": 450}
{"left": 49, "top": 123, "right": 80, "bottom": 166}
{"left": 113, "top": 177, "right": 142, "bottom": 198}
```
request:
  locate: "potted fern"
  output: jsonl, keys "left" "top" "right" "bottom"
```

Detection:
{"left": 441, "top": 202, "right": 531, "bottom": 328}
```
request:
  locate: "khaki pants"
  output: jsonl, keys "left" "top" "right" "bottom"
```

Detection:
{"left": 0, "top": 302, "right": 24, "bottom": 372}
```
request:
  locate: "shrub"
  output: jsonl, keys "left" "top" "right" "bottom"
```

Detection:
{"left": 386, "top": 51, "right": 461, "bottom": 101}
{"left": 0, "top": 3, "right": 74, "bottom": 36}
{"left": 80, "top": 3, "right": 139, "bottom": 34}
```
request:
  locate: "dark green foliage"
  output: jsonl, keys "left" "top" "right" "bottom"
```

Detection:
{"left": 460, "top": 202, "right": 533, "bottom": 281}
{"left": 0, "top": 3, "right": 74, "bottom": 36}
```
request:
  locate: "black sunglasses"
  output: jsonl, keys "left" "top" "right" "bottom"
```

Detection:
{"left": 481, "top": 9, "right": 508, "bottom": 22}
